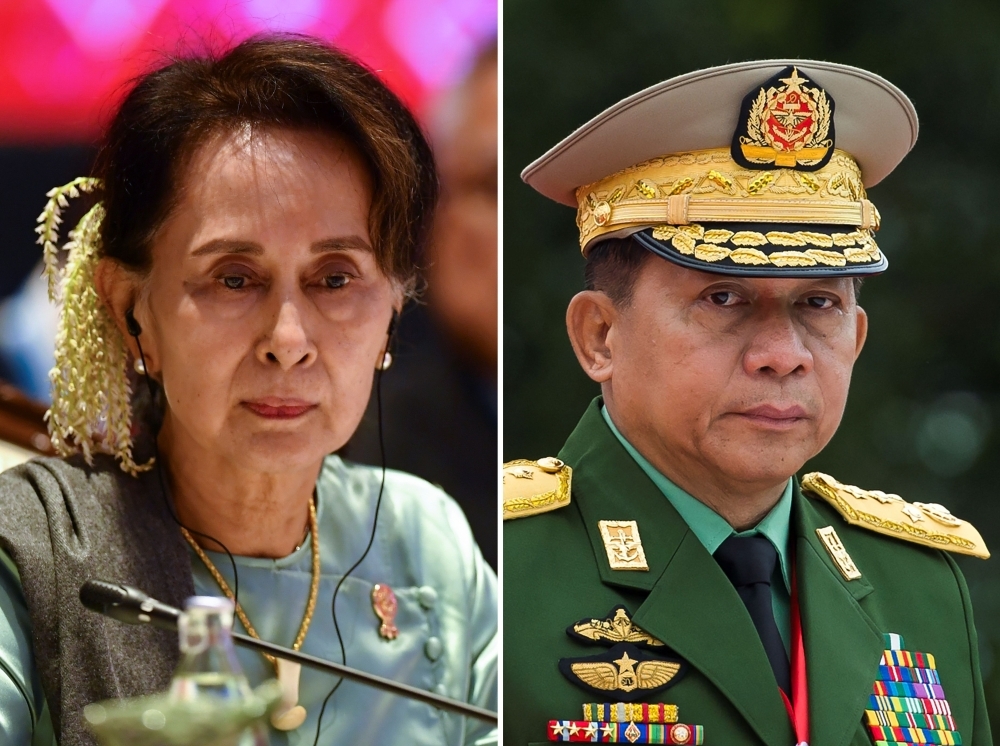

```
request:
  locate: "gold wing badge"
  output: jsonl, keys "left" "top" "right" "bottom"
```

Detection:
{"left": 559, "top": 644, "right": 686, "bottom": 702}
{"left": 568, "top": 605, "right": 665, "bottom": 647}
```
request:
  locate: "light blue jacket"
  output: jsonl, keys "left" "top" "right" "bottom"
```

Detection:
{"left": 0, "top": 456, "right": 497, "bottom": 746}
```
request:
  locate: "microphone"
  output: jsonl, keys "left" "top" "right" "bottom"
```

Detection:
{"left": 80, "top": 580, "right": 497, "bottom": 725}
{"left": 81, "top": 580, "right": 180, "bottom": 631}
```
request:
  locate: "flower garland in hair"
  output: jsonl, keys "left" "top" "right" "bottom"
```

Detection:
{"left": 37, "top": 178, "right": 152, "bottom": 475}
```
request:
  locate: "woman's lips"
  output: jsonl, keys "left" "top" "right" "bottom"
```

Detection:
{"left": 242, "top": 398, "right": 317, "bottom": 419}
{"left": 733, "top": 404, "right": 809, "bottom": 428}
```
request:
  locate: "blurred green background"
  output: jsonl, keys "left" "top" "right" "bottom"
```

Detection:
{"left": 504, "top": 0, "right": 1000, "bottom": 719}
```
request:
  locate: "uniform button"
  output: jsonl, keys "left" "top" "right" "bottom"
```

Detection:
{"left": 418, "top": 586, "right": 438, "bottom": 609}
{"left": 433, "top": 683, "right": 447, "bottom": 696}
{"left": 424, "top": 637, "right": 443, "bottom": 661}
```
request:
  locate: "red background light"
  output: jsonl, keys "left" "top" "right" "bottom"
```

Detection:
{"left": 0, "top": 0, "right": 496, "bottom": 142}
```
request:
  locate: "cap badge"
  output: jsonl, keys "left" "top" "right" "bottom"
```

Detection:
{"left": 733, "top": 66, "right": 835, "bottom": 171}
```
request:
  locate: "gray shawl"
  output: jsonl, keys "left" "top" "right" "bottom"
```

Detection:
{"left": 0, "top": 455, "right": 194, "bottom": 745}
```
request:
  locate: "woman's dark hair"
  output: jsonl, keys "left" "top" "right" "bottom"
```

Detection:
{"left": 94, "top": 35, "right": 438, "bottom": 290}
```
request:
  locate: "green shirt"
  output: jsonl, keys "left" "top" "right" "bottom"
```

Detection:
{"left": 600, "top": 405, "right": 792, "bottom": 649}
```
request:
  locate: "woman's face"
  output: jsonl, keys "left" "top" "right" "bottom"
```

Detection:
{"left": 134, "top": 126, "right": 397, "bottom": 473}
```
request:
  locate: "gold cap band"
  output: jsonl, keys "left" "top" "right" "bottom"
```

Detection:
{"left": 575, "top": 147, "right": 878, "bottom": 254}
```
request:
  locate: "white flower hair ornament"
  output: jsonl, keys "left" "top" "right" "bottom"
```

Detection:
{"left": 37, "top": 177, "right": 152, "bottom": 476}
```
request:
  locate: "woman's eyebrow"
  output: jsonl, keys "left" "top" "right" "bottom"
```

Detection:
{"left": 191, "top": 239, "right": 263, "bottom": 257}
{"left": 189, "top": 236, "right": 372, "bottom": 256}
{"left": 311, "top": 236, "right": 372, "bottom": 253}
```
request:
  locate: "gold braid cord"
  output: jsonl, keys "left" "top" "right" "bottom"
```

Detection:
{"left": 574, "top": 148, "right": 879, "bottom": 256}
{"left": 36, "top": 178, "right": 152, "bottom": 476}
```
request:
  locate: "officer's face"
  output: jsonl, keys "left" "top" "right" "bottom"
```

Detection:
{"left": 567, "top": 256, "right": 868, "bottom": 505}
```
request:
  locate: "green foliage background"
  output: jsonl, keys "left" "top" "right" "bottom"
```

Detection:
{"left": 504, "top": 0, "right": 1000, "bottom": 718}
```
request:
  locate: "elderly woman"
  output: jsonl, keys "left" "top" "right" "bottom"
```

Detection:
{"left": 0, "top": 37, "right": 496, "bottom": 746}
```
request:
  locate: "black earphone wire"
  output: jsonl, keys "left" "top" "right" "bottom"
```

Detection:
{"left": 132, "top": 333, "right": 241, "bottom": 602}
{"left": 311, "top": 314, "right": 394, "bottom": 745}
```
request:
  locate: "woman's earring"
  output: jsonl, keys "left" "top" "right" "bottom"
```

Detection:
{"left": 378, "top": 352, "right": 393, "bottom": 371}
{"left": 133, "top": 357, "right": 146, "bottom": 375}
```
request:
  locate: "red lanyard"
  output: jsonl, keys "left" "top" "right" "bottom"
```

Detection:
{"left": 780, "top": 566, "right": 809, "bottom": 746}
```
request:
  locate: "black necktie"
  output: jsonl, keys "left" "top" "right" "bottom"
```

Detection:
{"left": 714, "top": 534, "right": 791, "bottom": 695}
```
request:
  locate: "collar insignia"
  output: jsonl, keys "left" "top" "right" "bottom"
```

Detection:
{"left": 558, "top": 643, "right": 687, "bottom": 701}
{"left": 816, "top": 526, "right": 863, "bottom": 581}
{"left": 598, "top": 520, "right": 649, "bottom": 571}
{"left": 732, "top": 65, "right": 836, "bottom": 171}
{"left": 568, "top": 605, "right": 665, "bottom": 648}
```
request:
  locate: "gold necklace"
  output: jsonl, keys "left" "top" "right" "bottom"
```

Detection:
{"left": 180, "top": 498, "right": 320, "bottom": 731}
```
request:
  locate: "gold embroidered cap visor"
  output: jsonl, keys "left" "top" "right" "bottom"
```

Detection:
{"left": 521, "top": 59, "right": 918, "bottom": 278}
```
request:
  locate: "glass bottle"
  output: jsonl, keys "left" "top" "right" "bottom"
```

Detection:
{"left": 168, "top": 596, "right": 269, "bottom": 746}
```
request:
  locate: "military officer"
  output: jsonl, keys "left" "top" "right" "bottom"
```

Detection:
{"left": 504, "top": 60, "right": 992, "bottom": 746}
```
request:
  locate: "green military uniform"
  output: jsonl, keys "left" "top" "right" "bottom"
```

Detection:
{"left": 506, "top": 59, "right": 993, "bottom": 745}
{"left": 504, "top": 400, "right": 990, "bottom": 745}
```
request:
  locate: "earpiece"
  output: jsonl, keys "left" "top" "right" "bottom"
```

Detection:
{"left": 387, "top": 309, "right": 399, "bottom": 341}
{"left": 125, "top": 308, "right": 142, "bottom": 338}
{"left": 125, "top": 307, "right": 148, "bottom": 376}
{"left": 378, "top": 310, "right": 400, "bottom": 371}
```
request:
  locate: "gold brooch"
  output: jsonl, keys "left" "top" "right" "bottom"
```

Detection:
{"left": 371, "top": 584, "right": 399, "bottom": 640}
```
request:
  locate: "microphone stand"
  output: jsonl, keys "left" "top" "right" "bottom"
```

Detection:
{"left": 80, "top": 580, "right": 497, "bottom": 726}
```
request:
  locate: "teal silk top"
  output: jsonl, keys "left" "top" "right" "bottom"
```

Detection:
{"left": 600, "top": 405, "right": 793, "bottom": 649}
{"left": 0, "top": 455, "right": 498, "bottom": 745}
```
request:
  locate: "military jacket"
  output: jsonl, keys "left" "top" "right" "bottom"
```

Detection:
{"left": 504, "top": 401, "right": 991, "bottom": 745}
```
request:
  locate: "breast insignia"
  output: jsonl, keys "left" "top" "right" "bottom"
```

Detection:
{"left": 549, "top": 707, "right": 704, "bottom": 744}
{"left": 569, "top": 605, "right": 665, "bottom": 648}
{"left": 502, "top": 457, "right": 572, "bottom": 520}
{"left": 558, "top": 643, "right": 687, "bottom": 701}
{"left": 801, "top": 472, "right": 989, "bottom": 559}
{"left": 865, "top": 633, "right": 963, "bottom": 745}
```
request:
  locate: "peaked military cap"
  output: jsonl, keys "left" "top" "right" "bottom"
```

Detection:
{"left": 521, "top": 59, "right": 918, "bottom": 276}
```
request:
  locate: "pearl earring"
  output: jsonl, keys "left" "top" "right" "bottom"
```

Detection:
{"left": 378, "top": 352, "right": 393, "bottom": 371}
{"left": 133, "top": 358, "right": 146, "bottom": 375}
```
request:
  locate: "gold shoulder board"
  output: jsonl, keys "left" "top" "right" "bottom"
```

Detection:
{"left": 503, "top": 457, "right": 572, "bottom": 521}
{"left": 801, "top": 472, "right": 989, "bottom": 559}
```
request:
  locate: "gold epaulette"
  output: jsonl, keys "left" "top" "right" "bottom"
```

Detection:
{"left": 801, "top": 472, "right": 989, "bottom": 559}
{"left": 503, "top": 457, "right": 572, "bottom": 521}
